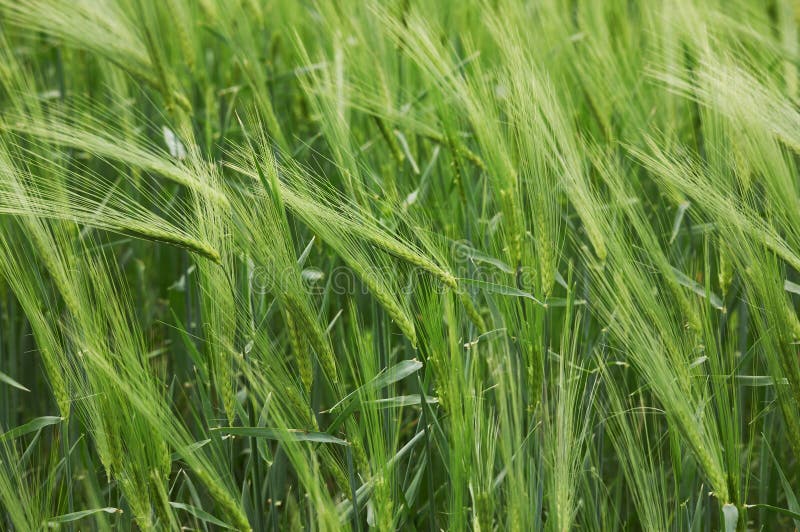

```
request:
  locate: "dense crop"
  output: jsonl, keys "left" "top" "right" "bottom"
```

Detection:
{"left": 1, "top": 1, "right": 800, "bottom": 530}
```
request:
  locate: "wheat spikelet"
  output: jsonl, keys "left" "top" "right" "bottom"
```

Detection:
{"left": 459, "top": 291, "right": 487, "bottom": 334}
{"left": 194, "top": 467, "right": 252, "bottom": 531}
{"left": 285, "top": 309, "right": 313, "bottom": 394}
{"left": 718, "top": 242, "right": 734, "bottom": 297}
{"left": 166, "top": 0, "right": 195, "bottom": 75}
{"left": 358, "top": 268, "right": 418, "bottom": 346}
{"left": 537, "top": 210, "right": 555, "bottom": 298}
{"left": 284, "top": 298, "right": 338, "bottom": 386}
{"left": 473, "top": 491, "right": 493, "bottom": 532}
{"left": 527, "top": 345, "right": 544, "bottom": 411}
{"left": 373, "top": 115, "right": 404, "bottom": 164}
{"left": 282, "top": 385, "right": 317, "bottom": 429}
{"left": 351, "top": 436, "right": 371, "bottom": 477}
{"left": 324, "top": 454, "right": 351, "bottom": 496}
{"left": 216, "top": 354, "right": 237, "bottom": 426}
{"left": 36, "top": 338, "right": 70, "bottom": 418}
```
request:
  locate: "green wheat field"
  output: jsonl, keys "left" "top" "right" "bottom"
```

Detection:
{"left": 2, "top": 1, "right": 800, "bottom": 530}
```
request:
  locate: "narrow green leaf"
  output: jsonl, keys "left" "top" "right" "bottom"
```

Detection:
{"left": 211, "top": 427, "right": 349, "bottom": 445}
{"left": 336, "top": 429, "right": 427, "bottom": 520}
{"left": 670, "top": 266, "right": 724, "bottom": 309}
{"left": 764, "top": 437, "right": 800, "bottom": 529}
{"left": 2, "top": 416, "right": 62, "bottom": 441}
{"left": 326, "top": 359, "right": 423, "bottom": 414}
{"left": 297, "top": 236, "right": 316, "bottom": 266}
{"left": 169, "top": 502, "right": 234, "bottom": 530}
{"left": 737, "top": 376, "right": 788, "bottom": 387}
{"left": 745, "top": 504, "right": 800, "bottom": 522}
{"left": 47, "top": 507, "right": 120, "bottom": 525}
{"left": 455, "top": 243, "right": 514, "bottom": 274}
{"left": 784, "top": 279, "right": 800, "bottom": 296}
{"left": 171, "top": 439, "right": 212, "bottom": 461}
{"left": 0, "top": 370, "right": 29, "bottom": 392}
{"left": 670, "top": 201, "right": 690, "bottom": 244}
{"left": 369, "top": 395, "right": 439, "bottom": 408}
{"left": 368, "top": 359, "right": 423, "bottom": 392}
{"left": 460, "top": 278, "right": 543, "bottom": 305}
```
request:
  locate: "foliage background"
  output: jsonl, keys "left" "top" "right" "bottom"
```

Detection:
{"left": 1, "top": 0, "right": 800, "bottom": 530}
